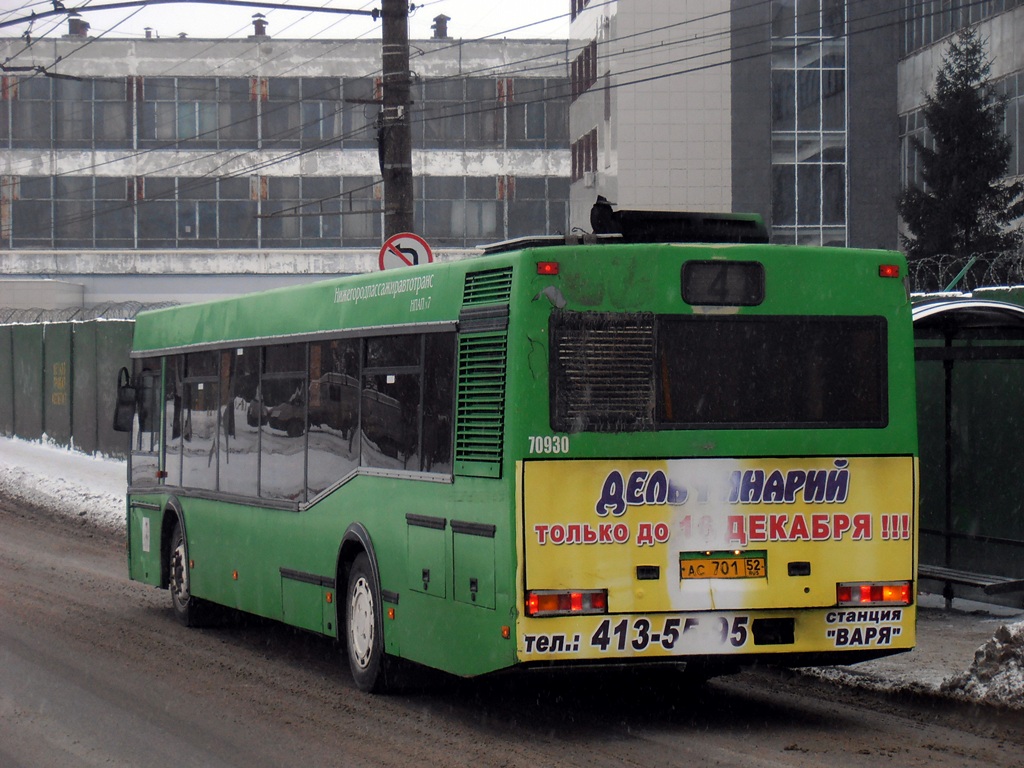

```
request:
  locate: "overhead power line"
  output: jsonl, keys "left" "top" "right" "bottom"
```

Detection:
{"left": 0, "top": 0, "right": 381, "bottom": 32}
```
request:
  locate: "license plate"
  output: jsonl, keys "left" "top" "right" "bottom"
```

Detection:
{"left": 679, "top": 551, "right": 767, "bottom": 580}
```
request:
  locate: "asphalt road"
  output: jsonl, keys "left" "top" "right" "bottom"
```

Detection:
{"left": 2, "top": 498, "right": 1023, "bottom": 768}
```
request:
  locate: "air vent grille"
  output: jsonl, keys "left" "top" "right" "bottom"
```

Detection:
{"left": 463, "top": 267, "right": 513, "bottom": 305}
{"left": 455, "top": 331, "right": 507, "bottom": 476}
{"left": 550, "top": 311, "right": 655, "bottom": 432}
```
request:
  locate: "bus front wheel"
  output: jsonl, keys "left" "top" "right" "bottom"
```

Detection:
{"left": 345, "top": 552, "right": 387, "bottom": 692}
{"left": 168, "top": 521, "right": 202, "bottom": 627}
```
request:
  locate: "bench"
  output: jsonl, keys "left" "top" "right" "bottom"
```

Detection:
{"left": 918, "top": 564, "right": 1024, "bottom": 609}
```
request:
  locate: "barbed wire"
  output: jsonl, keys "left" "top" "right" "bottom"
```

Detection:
{"left": 908, "top": 248, "right": 1024, "bottom": 293}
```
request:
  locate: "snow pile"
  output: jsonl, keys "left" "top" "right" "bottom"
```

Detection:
{"left": 942, "top": 621, "right": 1024, "bottom": 709}
{"left": 0, "top": 436, "right": 125, "bottom": 532}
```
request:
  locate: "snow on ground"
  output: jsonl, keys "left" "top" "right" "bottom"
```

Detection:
{"left": 1, "top": 434, "right": 1024, "bottom": 709}
{"left": 0, "top": 435, "right": 125, "bottom": 532}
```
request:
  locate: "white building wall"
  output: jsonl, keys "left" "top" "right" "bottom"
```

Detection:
{"left": 570, "top": 0, "right": 732, "bottom": 228}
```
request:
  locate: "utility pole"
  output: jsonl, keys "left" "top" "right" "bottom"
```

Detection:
{"left": 379, "top": 0, "right": 414, "bottom": 237}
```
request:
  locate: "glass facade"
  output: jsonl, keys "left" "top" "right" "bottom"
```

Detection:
{"left": 770, "top": 0, "right": 848, "bottom": 247}
{"left": 0, "top": 73, "right": 569, "bottom": 249}
{"left": 901, "top": 0, "right": 1024, "bottom": 57}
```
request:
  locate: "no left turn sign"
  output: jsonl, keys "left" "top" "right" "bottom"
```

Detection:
{"left": 379, "top": 232, "right": 433, "bottom": 270}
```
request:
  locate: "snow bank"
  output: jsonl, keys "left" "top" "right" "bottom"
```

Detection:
{"left": 942, "top": 622, "right": 1024, "bottom": 709}
{"left": 0, "top": 436, "right": 125, "bottom": 532}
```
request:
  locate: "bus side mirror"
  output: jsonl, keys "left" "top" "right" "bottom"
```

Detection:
{"left": 113, "top": 367, "right": 136, "bottom": 432}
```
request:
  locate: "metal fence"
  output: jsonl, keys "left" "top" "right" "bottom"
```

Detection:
{"left": 0, "top": 304, "right": 171, "bottom": 458}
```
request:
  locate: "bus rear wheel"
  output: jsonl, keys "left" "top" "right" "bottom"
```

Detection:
{"left": 345, "top": 553, "right": 387, "bottom": 692}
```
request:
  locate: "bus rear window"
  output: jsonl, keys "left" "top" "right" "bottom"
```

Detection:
{"left": 550, "top": 312, "right": 887, "bottom": 431}
{"left": 681, "top": 260, "right": 764, "bottom": 306}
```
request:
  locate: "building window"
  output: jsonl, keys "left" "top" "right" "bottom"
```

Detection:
{"left": 341, "top": 176, "right": 382, "bottom": 246}
{"left": 219, "top": 177, "right": 258, "bottom": 247}
{"left": 262, "top": 177, "right": 300, "bottom": 247}
{"left": 466, "top": 78, "right": 499, "bottom": 145}
{"left": 571, "top": 39, "right": 598, "bottom": 102}
{"left": 94, "top": 78, "right": 131, "bottom": 147}
{"left": 263, "top": 78, "right": 301, "bottom": 147}
{"left": 175, "top": 78, "right": 218, "bottom": 145}
{"left": 998, "top": 73, "right": 1023, "bottom": 180}
{"left": 420, "top": 176, "right": 466, "bottom": 246}
{"left": 300, "top": 77, "right": 342, "bottom": 145}
{"left": 417, "top": 79, "right": 465, "bottom": 147}
{"left": 0, "top": 76, "right": 13, "bottom": 144}
{"left": 570, "top": 0, "right": 592, "bottom": 22}
{"left": 54, "top": 177, "right": 94, "bottom": 246}
{"left": 10, "top": 177, "right": 52, "bottom": 247}
{"left": 10, "top": 76, "right": 51, "bottom": 147}
{"left": 219, "top": 78, "right": 258, "bottom": 146}
{"left": 342, "top": 77, "right": 379, "bottom": 148}
{"left": 770, "top": 0, "right": 847, "bottom": 247}
{"left": 136, "top": 177, "right": 177, "bottom": 247}
{"left": 94, "top": 177, "right": 133, "bottom": 247}
{"left": 465, "top": 176, "right": 501, "bottom": 241}
{"left": 570, "top": 128, "right": 598, "bottom": 182}
{"left": 509, "top": 176, "right": 549, "bottom": 238}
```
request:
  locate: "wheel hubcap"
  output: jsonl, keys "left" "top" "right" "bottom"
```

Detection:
{"left": 348, "top": 576, "right": 375, "bottom": 670}
{"left": 170, "top": 540, "right": 189, "bottom": 607}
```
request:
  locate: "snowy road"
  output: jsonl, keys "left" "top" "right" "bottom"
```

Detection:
{"left": 3, "top": 476, "right": 1024, "bottom": 766}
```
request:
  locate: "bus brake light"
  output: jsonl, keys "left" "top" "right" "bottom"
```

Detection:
{"left": 537, "top": 261, "right": 559, "bottom": 275}
{"left": 836, "top": 581, "right": 911, "bottom": 606}
{"left": 879, "top": 264, "right": 900, "bottom": 278}
{"left": 527, "top": 589, "right": 607, "bottom": 617}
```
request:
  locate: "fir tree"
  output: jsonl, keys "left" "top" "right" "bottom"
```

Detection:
{"left": 898, "top": 27, "right": 1024, "bottom": 263}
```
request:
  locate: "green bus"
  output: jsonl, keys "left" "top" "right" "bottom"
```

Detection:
{"left": 120, "top": 214, "right": 918, "bottom": 692}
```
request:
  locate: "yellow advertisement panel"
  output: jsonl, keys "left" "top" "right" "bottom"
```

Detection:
{"left": 517, "top": 456, "right": 916, "bottom": 663}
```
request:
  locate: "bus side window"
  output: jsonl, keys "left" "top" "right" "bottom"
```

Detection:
{"left": 260, "top": 342, "right": 308, "bottom": 501}
{"left": 164, "top": 355, "right": 183, "bottom": 486}
{"left": 361, "top": 334, "right": 421, "bottom": 472}
{"left": 307, "top": 338, "right": 360, "bottom": 498}
{"left": 359, "top": 332, "right": 455, "bottom": 475}
{"left": 128, "top": 359, "right": 162, "bottom": 486}
{"left": 220, "top": 346, "right": 261, "bottom": 498}
{"left": 180, "top": 351, "right": 221, "bottom": 493}
{"left": 423, "top": 333, "right": 455, "bottom": 473}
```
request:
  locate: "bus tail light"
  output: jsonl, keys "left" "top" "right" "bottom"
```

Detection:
{"left": 526, "top": 589, "right": 607, "bottom": 617}
{"left": 879, "top": 264, "right": 901, "bottom": 278}
{"left": 537, "top": 261, "right": 559, "bottom": 275}
{"left": 836, "top": 581, "right": 912, "bottom": 606}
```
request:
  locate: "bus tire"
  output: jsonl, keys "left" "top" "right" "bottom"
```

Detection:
{"left": 345, "top": 552, "right": 387, "bottom": 693}
{"left": 168, "top": 521, "right": 204, "bottom": 627}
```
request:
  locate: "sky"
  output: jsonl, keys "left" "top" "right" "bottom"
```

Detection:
{"left": 1, "top": 0, "right": 571, "bottom": 43}
{"left": 1, "top": 432, "right": 1024, "bottom": 709}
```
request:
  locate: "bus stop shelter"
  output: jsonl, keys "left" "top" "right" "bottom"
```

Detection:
{"left": 913, "top": 298, "right": 1024, "bottom": 606}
